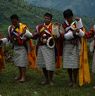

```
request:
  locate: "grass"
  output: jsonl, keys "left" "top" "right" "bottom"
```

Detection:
{"left": 0, "top": 61, "right": 95, "bottom": 96}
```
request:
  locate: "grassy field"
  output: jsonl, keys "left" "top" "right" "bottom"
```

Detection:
{"left": 0, "top": 0, "right": 95, "bottom": 96}
{"left": 0, "top": 61, "right": 95, "bottom": 96}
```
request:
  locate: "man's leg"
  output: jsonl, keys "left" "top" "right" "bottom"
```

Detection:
{"left": 68, "top": 68, "right": 73, "bottom": 86}
{"left": 15, "top": 67, "right": 21, "bottom": 80}
{"left": 41, "top": 68, "right": 49, "bottom": 84}
{"left": 19, "top": 67, "right": 26, "bottom": 82}
{"left": 73, "top": 68, "right": 78, "bottom": 84}
{"left": 48, "top": 70, "right": 54, "bottom": 85}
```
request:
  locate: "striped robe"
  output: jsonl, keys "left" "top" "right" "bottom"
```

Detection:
{"left": 63, "top": 41, "right": 80, "bottom": 68}
{"left": 37, "top": 45, "right": 55, "bottom": 71}
{"left": 62, "top": 18, "right": 84, "bottom": 69}
{"left": 35, "top": 23, "right": 60, "bottom": 71}
{"left": 13, "top": 46, "right": 28, "bottom": 67}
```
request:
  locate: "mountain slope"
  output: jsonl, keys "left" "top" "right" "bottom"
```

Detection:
{"left": 0, "top": 0, "right": 94, "bottom": 35}
{"left": 27, "top": 0, "right": 95, "bottom": 17}
{"left": 0, "top": 0, "right": 63, "bottom": 34}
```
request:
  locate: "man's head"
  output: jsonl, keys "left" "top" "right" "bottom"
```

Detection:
{"left": 44, "top": 13, "right": 52, "bottom": 25}
{"left": 10, "top": 14, "right": 19, "bottom": 26}
{"left": 63, "top": 9, "right": 73, "bottom": 23}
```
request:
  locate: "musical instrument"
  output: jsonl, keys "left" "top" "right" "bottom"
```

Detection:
{"left": 40, "top": 29, "right": 55, "bottom": 48}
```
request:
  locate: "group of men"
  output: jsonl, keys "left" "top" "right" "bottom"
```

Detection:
{"left": 0, "top": 9, "right": 94, "bottom": 87}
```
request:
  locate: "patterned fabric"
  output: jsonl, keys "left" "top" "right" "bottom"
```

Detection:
{"left": 63, "top": 41, "right": 80, "bottom": 68}
{"left": 37, "top": 45, "right": 55, "bottom": 71}
{"left": 13, "top": 46, "right": 28, "bottom": 67}
{"left": 62, "top": 18, "right": 84, "bottom": 69}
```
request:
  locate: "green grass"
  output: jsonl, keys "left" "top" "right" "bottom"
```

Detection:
{"left": 0, "top": 62, "right": 95, "bottom": 96}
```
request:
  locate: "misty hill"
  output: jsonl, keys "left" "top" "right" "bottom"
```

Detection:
{"left": 27, "top": 0, "right": 95, "bottom": 17}
{"left": 0, "top": 0, "right": 64, "bottom": 34}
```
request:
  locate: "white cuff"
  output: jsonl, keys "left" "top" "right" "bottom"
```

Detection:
{"left": 23, "top": 29, "right": 33, "bottom": 38}
{"left": 93, "top": 25, "right": 95, "bottom": 31}
{"left": 78, "top": 29, "right": 85, "bottom": 37}
{"left": 76, "top": 18, "right": 83, "bottom": 29}
{"left": 64, "top": 30, "right": 74, "bottom": 40}
{"left": 1, "top": 38, "right": 8, "bottom": 44}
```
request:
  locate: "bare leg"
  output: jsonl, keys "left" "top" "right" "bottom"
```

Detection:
{"left": 19, "top": 67, "right": 26, "bottom": 82}
{"left": 15, "top": 67, "right": 21, "bottom": 80}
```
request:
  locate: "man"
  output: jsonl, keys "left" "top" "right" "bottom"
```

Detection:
{"left": 86, "top": 25, "right": 95, "bottom": 88}
{"left": 32, "top": 13, "right": 60, "bottom": 85}
{"left": 0, "top": 14, "right": 33, "bottom": 82}
{"left": 62, "top": 9, "right": 85, "bottom": 86}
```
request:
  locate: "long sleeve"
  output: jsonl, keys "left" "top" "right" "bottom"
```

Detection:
{"left": 1, "top": 38, "right": 8, "bottom": 44}
{"left": 21, "top": 29, "right": 33, "bottom": 39}
{"left": 64, "top": 30, "right": 74, "bottom": 40}
{"left": 76, "top": 18, "right": 84, "bottom": 37}
{"left": 76, "top": 18, "right": 83, "bottom": 29}
{"left": 76, "top": 29, "right": 85, "bottom": 37}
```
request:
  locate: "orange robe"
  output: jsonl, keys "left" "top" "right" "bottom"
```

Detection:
{"left": 27, "top": 40, "right": 37, "bottom": 69}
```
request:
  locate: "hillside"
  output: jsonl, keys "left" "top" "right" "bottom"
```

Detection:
{"left": 0, "top": 0, "right": 63, "bottom": 34}
{"left": 27, "top": 0, "right": 95, "bottom": 17}
{"left": 0, "top": 0, "right": 95, "bottom": 35}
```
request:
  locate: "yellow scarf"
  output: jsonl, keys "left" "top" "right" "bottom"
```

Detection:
{"left": 79, "top": 28, "right": 91, "bottom": 86}
{"left": 40, "top": 23, "right": 52, "bottom": 33}
{"left": 15, "top": 23, "right": 37, "bottom": 69}
{"left": 15, "top": 23, "right": 26, "bottom": 33}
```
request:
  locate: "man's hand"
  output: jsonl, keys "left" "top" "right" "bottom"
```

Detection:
{"left": 75, "top": 29, "right": 80, "bottom": 33}
{"left": 75, "top": 17, "right": 80, "bottom": 21}
{"left": 72, "top": 29, "right": 80, "bottom": 37}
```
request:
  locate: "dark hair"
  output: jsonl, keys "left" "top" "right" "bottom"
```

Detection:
{"left": 44, "top": 13, "right": 52, "bottom": 19}
{"left": 63, "top": 9, "right": 73, "bottom": 19}
{"left": 10, "top": 14, "right": 19, "bottom": 21}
